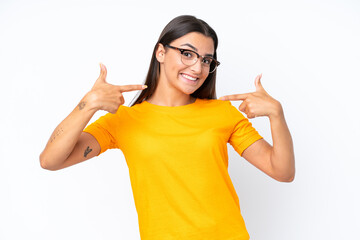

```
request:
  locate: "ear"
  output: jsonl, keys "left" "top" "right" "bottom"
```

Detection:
{"left": 155, "top": 43, "right": 166, "bottom": 63}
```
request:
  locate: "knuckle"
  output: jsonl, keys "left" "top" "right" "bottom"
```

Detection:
{"left": 110, "top": 108, "right": 117, "bottom": 114}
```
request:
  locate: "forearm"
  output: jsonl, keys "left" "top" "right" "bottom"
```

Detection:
{"left": 269, "top": 105, "right": 295, "bottom": 182}
{"left": 40, "top": 96, "right": 96, "bottom": 168}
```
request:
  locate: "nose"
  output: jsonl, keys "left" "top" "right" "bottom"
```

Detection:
{"left": 189, "top": 58, "right": 202, "bottom": 73}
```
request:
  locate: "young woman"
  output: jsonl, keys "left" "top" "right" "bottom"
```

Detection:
{"left": 40, "top": 15, "right": 295, "bottom": 240}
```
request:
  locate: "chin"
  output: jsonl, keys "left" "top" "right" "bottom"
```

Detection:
{"left": 182, "top": 89, "right": 197, "bottom": 95}
{"left": 181, "top": 83, "right": 203, "bottom": 95}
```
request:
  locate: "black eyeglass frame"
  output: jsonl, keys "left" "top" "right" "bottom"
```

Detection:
{"left": 164, "top": 44, "right": 220, "bottom": 73}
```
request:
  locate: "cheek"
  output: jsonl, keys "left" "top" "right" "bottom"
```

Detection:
{"left": 167, "top": 53, "right": 182, "bottom": 66}
{"left": 165, "top": 57, "right": 184, "bottom": 75}
{"left": 201, "top": 72, "right": 209, "bottom": 82}
{"left": 200, "top": 77, "right": 207, "bottom": 86}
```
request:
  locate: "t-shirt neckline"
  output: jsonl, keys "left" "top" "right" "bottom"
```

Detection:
{"left": 142, "top": 98, "right": 200, "bottom": 112}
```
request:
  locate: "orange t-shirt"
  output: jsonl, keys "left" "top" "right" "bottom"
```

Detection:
{"left": 83, "top": 98, "right": 263, "bottom": 240}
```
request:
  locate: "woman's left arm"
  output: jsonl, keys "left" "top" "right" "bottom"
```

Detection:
{"left": 219, "top": 74, "right": 295, "bottom": 182}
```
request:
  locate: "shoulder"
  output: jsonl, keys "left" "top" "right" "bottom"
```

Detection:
{"left": 208, "top": 99, "right": 248, "bottom": 121}
{"left": 195, "top": 99, "right": 240, "bottom": 122}
{"left": 198, "top": 98, "right": 238, "bottom": 114}
{"left": 112, "top": 102, "right": 148, "bottom": 119}
{"left": 115, "top": 104, "right": 134, "bottom": 114}
{"left": 197, "top": 98, "right": 232, "bottom": 108}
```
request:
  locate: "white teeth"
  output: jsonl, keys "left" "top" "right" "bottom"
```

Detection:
{"left": 182, "top": 73, "right": 197, "bottom": 81}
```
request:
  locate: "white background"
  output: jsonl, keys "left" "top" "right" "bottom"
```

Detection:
{"left": 1, "top": 0, "right": 359, "bottom": 239}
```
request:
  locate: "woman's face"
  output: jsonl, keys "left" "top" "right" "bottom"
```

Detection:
{"left": 156, "top": 32, "right": 215, "bottom": 95}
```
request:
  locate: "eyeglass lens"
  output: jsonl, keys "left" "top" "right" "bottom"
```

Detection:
{"left": 181, "top": 50, "right": 217, "bottom": 73}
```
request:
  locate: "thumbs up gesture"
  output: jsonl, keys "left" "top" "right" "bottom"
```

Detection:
{"left": 84, "top": 63, "right": 147, "bottom": 114}
{"left": 218, "top": 74, "right": 283, "bottom": 119}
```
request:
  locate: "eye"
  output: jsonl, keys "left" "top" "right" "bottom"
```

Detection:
{"left": 202, "top": 57, "right": 213, "bottom": 65}
{"left": 182, "top": 50, "right": 195, "bottom": 59}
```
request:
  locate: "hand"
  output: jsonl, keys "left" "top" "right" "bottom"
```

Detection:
{"left": 218, "top": 74, "right": 283, "bottom": 119}
{"left": 84, "top": 63, "right": 147, "bottom": 114}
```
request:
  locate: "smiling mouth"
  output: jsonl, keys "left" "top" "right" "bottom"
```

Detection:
{"left": 181, "top": 73, "right": 198, "bottom": 81}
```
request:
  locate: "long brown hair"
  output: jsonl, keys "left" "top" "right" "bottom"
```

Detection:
{"left": 129, "top": 15, "right": 219, "bottom": 107}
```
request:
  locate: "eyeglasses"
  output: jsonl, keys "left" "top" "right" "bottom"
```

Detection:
{"left": 165, "top": 45, "right": 220, "bottom": 73}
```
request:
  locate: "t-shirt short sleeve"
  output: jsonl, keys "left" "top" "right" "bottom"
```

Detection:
{"left": 227, "top": 101, "right": 263, "bottom": 157}
{"left": 83, "top": 112, "right": 119, "bottom": 156}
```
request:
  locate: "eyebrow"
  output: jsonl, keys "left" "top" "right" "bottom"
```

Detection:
{"left": 180, "top": 43, "right": 214, "bottom": 57}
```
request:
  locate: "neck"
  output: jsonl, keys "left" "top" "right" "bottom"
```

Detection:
{"left": 146, "top": 94, "right": 196, "bottom": 107}
{"left": 146, "top": 73, "right": 197, "bottom": 106}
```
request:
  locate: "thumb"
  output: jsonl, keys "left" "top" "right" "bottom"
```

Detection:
{"left": 97, "top": 62, "right": 107, "bottom": 83}
{"left": 255, "top": 73, "right": 264, "bottom": 92}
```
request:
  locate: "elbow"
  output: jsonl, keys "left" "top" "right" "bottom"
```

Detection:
{"left": 39, "top": 151, "right": 47, "bottom": 169}
{"left": 280, "top": 175, "right": 295, "bottom": 183}
{"left": 270, "top": 155, "right": 296, "bottom": 183}
{"left": 275, "top": 170, "right": 295, "bottom": 183}
{"left": 39, "top": 152, "right": 59, "bottom": 171}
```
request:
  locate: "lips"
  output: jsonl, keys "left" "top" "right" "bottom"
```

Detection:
{"left": 181, "top": 73, "right": 198, "bottom": 81}
{"left": 179, "top": 73, "right": 200, "bottom": 86}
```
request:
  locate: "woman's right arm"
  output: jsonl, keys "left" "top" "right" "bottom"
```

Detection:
{"left": 39, "top": 95, "right": 99, "bottom": 171}
{"left": 39, "top": 63, "right": 146, "bottom": 171}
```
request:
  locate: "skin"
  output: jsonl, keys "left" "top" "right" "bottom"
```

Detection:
{"left": 146, "top": 32, "right": 214, "bottom": 106}
{"left": 219, "top": 74, "right": 295, "bottom": 182}
{"left": 39, "top": 63, "right": 146, "bottom": 170}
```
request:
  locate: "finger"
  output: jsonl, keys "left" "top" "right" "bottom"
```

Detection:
{"left": 242, "top": 104, "right": 248, "bottom": 116}
{"left": 238, "top": 101, "right": 247, "bottom": 112}
{"left": 118, "top": 84, "right": 148, "bottom": 92}
{"left": 244, "top": 105, "right": 253, "bottom": 118}
{"left": 218, "top": 93, "right": 250, "bottom": 101}
{"left": 255, "top": 73, "right": 265, "bottom": 92}
{"left": 119, "top": 93, "right": 125, "bottom": 105}
{"left": 101, "top": 63, "right": 107, "bottom": 79}
{"left": 95, "top": 63, "right": 107, "bottom": 85}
